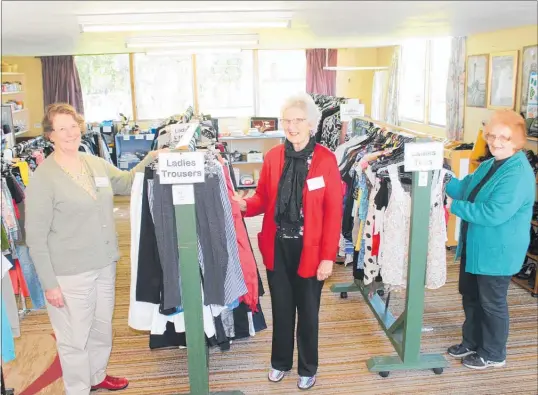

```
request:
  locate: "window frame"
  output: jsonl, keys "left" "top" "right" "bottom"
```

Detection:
{"left": 399, "top": 39, "right": 450, "bottom": 129}
{"left": 76, "top": 49, "right": 307, "bottom": 122}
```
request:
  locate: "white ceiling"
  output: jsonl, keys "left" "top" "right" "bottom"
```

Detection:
{"left": 1, "top": 1, "right": 537, "bottom": 56}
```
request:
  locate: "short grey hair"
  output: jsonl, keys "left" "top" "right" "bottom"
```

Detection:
{"left": 280, "top": 93, "right": 321, "bottom": 134}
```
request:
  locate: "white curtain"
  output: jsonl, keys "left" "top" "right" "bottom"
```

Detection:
{"left": 372, "top": 70, "right": 389, "bottom": 121}
{"left": 385, "top": 46, "right": 401, "bottom": 126}
{"left": 446, "top": 37, "right": 466, "bottom": 141}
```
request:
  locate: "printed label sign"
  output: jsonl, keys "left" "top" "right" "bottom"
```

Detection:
{"left": 158, "top": 152, "right": 205, "bottom": 184}
{"left": 404, "top": 142, "right": 443, "bottom": 172}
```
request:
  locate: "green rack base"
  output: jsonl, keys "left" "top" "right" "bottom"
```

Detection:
{"left": 331, "top": 169, "right": 449, "bottom": 378}
{"left": 174, "top": 187, "right": 244, "bottom": 395}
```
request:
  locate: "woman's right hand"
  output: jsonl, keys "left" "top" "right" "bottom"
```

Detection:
{"left": 232, "top": 193, "right": 247, "bottom": 212}
{"left": 46, "top": 287, "right": 65, "bottom": 308}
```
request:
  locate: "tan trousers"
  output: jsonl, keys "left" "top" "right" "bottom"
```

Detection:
{"left": 46, "top": 263, "right": 116, "bottom": 395}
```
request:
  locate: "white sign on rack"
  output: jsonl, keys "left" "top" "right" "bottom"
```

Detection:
{"left": 172, "top": 184, "right": 195, "bottom": 205}
{"left": 341, "top": 99, "right": 365, "bottom": 122}
{"left": 158, "top": 152, "right": 205, "bottom": 184}
{"left": 404, "top": 142, "right": 444, "bottom": 172}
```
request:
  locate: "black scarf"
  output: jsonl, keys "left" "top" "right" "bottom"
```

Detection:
{"left": 275, "top": 136, "right": 316, "bottom": 231}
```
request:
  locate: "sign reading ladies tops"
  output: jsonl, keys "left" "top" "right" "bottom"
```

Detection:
{"left": 404, "top": 142, "right": 444, "bottom": 172}
{"left": 158, "top": 152, "right": 205, "bottom": 184}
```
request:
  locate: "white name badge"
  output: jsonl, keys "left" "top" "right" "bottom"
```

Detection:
{"left": 307, "top": 176, "right": 325, "bottom": 191}
{"left": 95, "top": 177, "right": 110, "bottom": 188}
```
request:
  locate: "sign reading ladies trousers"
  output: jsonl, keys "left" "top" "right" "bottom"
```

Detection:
{"left": 158, "top": 152, "right": 205, "bottom": 184}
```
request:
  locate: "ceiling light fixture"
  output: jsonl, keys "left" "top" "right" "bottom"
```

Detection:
{"left": 145, "top": 48, "right": 242, "bottom": 56}
{"left": 81, "top": 21, "right": 290, "bottom": 33}
{"left": 126, "top": 40, "right": 258, "bottom": 49}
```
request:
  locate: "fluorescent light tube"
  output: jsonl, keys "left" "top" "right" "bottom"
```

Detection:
{"left": 323, "top": 66, "right": 389, "bottom": 71}
{"left": 145, "top": 48, "right": 242, "bottom": 56}
{"left": 82, "top": 21, "right": 289, "bottom": 33}
{"left": 126, "top": 40, "right": 258, "bottom": 49}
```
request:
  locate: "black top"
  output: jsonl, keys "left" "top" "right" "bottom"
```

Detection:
{"left": 461, "top": 157, "right": 509, "bottom": 255}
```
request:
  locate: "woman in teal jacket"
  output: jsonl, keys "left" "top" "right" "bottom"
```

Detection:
{"left": 446, "top": 110, "right": 535, "bottom": 370}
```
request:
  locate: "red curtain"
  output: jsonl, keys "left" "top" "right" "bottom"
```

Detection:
{"left": 306, "top": 49, "right": 337, "bottom": 96}
{"left": 41, "top": 56, "right": 85, "bottom": 115}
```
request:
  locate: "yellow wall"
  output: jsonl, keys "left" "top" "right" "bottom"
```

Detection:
{"left": 464, "top": 25, "right": 538, "bottom": 142}
{"left": 335, "top": 46, "right": 396, "bottom": 116}
{"left": 2, "top": 56, "right": 44, "bottom": 137}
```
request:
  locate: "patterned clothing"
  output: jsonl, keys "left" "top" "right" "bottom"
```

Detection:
{"left": 279, "top": 152, "right": 314, "bottom": 239}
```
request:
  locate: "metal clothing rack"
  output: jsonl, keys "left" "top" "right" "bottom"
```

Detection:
{"left": 159, "top": 124, "right": 243, "bottom": 395}
{"left": 331, "top": 127, "right": 449, "bottom": 378}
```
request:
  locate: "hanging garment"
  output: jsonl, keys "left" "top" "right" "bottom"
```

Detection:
{"left": 425, "top": 169, "right": 448, "bottom": 289}
{"left": 362, "top": 170, "right": 383, "bottom": 284}
{"left": 136, "top": 167, "right": 163, "bottom": 304}
{"left": 222, "top": 165, "right": 259, "bottom": 311}
{"left": 128, "top": 172, "right": 157, "bottom": 331}
{"left": 377, "top": 165, "right": 411, "bottom": 289}
{"left": 153, "top": 173, "right": 183, "bottom": 310}
{"left": 15, "top": 245, "right": 46, "bottom": 309}
{"left": 1, "top": 255, "right": 15, "bottom": 363}
{"left": 320, "top": 110, "right": 342, "bottom": 151}
{"left": 194, "top": 176, "right": 229, "bottom": 306}
{"left": 12, "top": 161, "right": 30, "bottom": 186}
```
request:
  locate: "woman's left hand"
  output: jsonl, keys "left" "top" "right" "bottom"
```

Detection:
{"left": 317, "top": 260, "right": 333, "bottom": 281}
{"left": 150, "top": 148, "right": 170, "bottom": 158}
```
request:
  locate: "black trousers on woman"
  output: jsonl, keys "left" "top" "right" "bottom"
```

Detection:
{"left": 459, "top": 249, "right": 512, "bottom": 362}
{"left": 267, "top": 235, "right": 324, "bottom": 377}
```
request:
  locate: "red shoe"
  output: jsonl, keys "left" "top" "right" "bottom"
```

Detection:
{"left": 90, "top": 375, "right": 129, "bottom": 392}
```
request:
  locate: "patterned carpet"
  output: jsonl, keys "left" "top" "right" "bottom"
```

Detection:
{"left": 3, "top": 196, "right": 537, "bottom": 394}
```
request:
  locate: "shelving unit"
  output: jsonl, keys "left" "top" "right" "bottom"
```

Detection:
{"left": 221, "top": 132, "right": 285, "bottom": 189}
{"left": 1, "top": 71, "right": 30, "bottom": 145}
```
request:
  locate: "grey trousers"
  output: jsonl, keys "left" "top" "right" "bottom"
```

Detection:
{"left": 153, "top": 173, "right": 182, "bottom": 310}
{"left": 194, "top": 176, "right": 229, "bottom": 305}
{"left": 46, "top": 263, "right": 116, "bottom": 395}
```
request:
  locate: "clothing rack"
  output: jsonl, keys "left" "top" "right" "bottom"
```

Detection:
{"left": 353, "top": 116, "right": 448, "bottom": 142}
{"left": 331, "top": 122, "right": 449, "bottom": 377}
{"left": 11, "top": 135, "right": 45, "bottom": 157}
{"left": 162, "top": 124, "right": 243, "bottom": 395}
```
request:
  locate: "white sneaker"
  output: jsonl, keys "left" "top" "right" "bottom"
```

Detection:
{"left": 268, "top": 368, "right": 288, "bottom": 382}
{"left": 297, "top": 376, "right": 316, "bottom": 390}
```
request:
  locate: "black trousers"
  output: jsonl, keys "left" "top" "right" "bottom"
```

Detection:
{"left": 459, "top": 250, "right": 512, "bottom": 362}
{"left": 267, "top": 235, "right": 324, "bottom": 377}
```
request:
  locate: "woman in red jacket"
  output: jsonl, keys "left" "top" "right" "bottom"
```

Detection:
{"left": 234, "top": 93, "right": 343, "bottom": 390}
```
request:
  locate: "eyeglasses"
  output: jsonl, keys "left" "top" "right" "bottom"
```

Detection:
{"left": 485, "top": 134, "right": 511, "bottom": 143}
{"left": 53, "top": 124, "right": 81, "bottom": 134}
{"left": 280, "top": 118, "right": 306, "bottom": 126}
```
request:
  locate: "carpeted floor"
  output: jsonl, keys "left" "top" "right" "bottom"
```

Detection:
{"left": 3, "top": 196, "right": 537, "bottom": 394}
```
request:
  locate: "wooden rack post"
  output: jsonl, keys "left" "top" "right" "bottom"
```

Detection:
{"left": 160, "top": 124, "right": 243, "bottom": 395}
{"left": 331, "top": 129, "right": 449, "bottom": 377}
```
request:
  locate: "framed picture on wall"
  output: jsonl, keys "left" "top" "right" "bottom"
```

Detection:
{"left": 487, "top": 50, "right": 519, "bottom": 110}
{"left": 250, "top": 117, "right": 278, "bottom": 133}
{"left": 466, "top": 54, "right": 489, "bottom": 108}
{"left": 520, "top": 44, "right": 538, "bottom": 117}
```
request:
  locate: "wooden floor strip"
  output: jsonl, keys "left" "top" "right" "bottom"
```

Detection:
{"left": 3, "top": 196, "right": 537, "bottom": 394}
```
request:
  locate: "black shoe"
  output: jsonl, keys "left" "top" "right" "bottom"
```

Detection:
{"left": 447, "top": 344, "right": 475, "bottom": 358}
{"left": 462, "top": 353, "right": 506, "bottom": 370}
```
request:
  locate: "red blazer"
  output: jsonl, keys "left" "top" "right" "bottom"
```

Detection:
{"left": 245, "top": 143, "right": 344, "bottom": 278}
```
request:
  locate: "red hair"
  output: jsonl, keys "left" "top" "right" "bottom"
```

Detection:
{"left": 483, "top": 110, "right": 527, "bottom": 150}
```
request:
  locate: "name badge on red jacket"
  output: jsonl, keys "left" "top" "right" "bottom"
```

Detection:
{"left": 307, "top": 176, "right": 325, "bottom": 191}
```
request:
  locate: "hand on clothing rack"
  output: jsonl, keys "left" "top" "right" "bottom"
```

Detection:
{"left": 232, "top": 193, "right": 247, "bottom": 212}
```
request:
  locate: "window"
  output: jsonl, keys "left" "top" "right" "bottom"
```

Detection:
{"left": 428, "top": 38, "right": 452, "bottom": 126}
{"left": 399, "top": 41, "right": 427, "bottom": 122}
{"left": 133, "top": 54, "right": 194, "bottom": 120}
{"left": 75, "top": 54, "right": 132, "bottom": 122}
{"left": 196, "top": 51, "right": 254, "bottom": 117}
{"left": 399, "top": 38, "right": 452, "bottom": 127}
{"left": 257, "top": 50, "right": 306, "bottom": 117}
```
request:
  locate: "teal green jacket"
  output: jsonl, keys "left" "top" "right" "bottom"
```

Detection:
{"left": 447, "top": 150, "right": 535, "bottom": 276}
